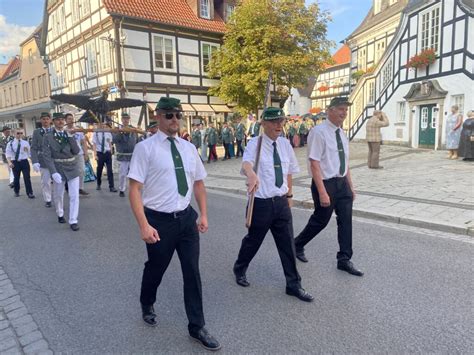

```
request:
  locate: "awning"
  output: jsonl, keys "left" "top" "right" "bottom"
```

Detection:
{"left": 192, "top": 104, "right": 215, "bottom": 113}
{"left": 180, "top": 103, "right": 196, "bottom": 113}
{"left": 210, "top": 104, "right": 232, "bottom": 113}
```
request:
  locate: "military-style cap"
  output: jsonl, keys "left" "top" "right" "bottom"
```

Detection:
{"left": 121, "top": 112, "right": 130, "bottom": 119}
{"left": 1, "top": 126, "right": 11, "bottom": 132}
{"left": 52, "top": 112, "right": 65, "bottom": 120}
{"left": 40, "top": 112, "right": 51, "bottom": 118}
{"left": 261, "top": 107, "right": 285, "bottom": 121}
{"left": 147, "top": 122, "right": 158, "bottom": 130}
{"left": 155, "top": 97, "right": 182, "bottom": 112}
{"left": 328, "top": 97, "right": 352, "bottom": 108}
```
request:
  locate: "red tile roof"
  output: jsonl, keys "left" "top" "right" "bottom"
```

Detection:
{"left": 0, "top": 57, "right": 21, "bottom": 81}
{"left": 103, "top": 0, "right": 227, "bottom": 34}
{"left": 327, "top": 45, "right": 351, "bottom": 68}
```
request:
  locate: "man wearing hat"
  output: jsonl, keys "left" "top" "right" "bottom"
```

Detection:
{"left": 234, "top": 115, "right": 245, "bottom": 157}
{"left": 204, "top": 122, "right": 218, "bottom": 163}
{"left": 294, "top": 97, "right": 363, "bottom": 277}
{"left": 233, "top": 107, "right": 314, "bottom": 303}
{"left": 113, "top": 112, "right": 138, "bottom": 197}
{"left": 145, "top": 121, "right": 159, "bottom": 139}
{"left": 42, "top": 112, "right": 81, "bottom": 231}
{"left": 92, "top": 120, "right": 117, "bottom": 192}
{"left": 1, "top": 126, "right": 15, "bottom": 188}
{"left": 128, "top": 97, "right": 220, "bottom": 351}
{"left": 31, "top": 112, "right": 53, "bottom": 207}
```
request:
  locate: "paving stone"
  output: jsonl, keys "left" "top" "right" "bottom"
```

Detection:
{"left": 0, "top": 328, "right": 15, "bottom": 341}
{"left": 0, "top": 337, "right": 17, "bottom": 351}
{"left": 0, "top": 313, "right": 4, "bottom": 321}
{"left": 0, "top": 295, "right": 20, "bottom": 307}
{"left": 11, "top": 315, "right": 33, "bottom": 328}
{"left": 0, "top": 320, "right": 9, "bottom": 330}
{"left": 0, "top": 346, "right": 22, "bottom": 355}
{"left": 5, "top": 307, "right": 28, "bottom": 321}
{"left": 0, "top": 274, "right": 8, "bottom": 281}
{"left": 15, "top": 322, "right": 38, "bottom": 337}
{"left": 4, "top": 301, "right": 25, "bottom": 314}
{"left": 19, "top": 330, "right": 43, "bottom": 347}
{"left": 23, "top": 339, "right": 49, "bottom": 354}
{"left": 0, "top": 290, "right": 18, "bottom": 302}
{"left": 37, "top": 350, "right": 53, "bottom": 355}
{"left": 0, "top": 279, "right": 13, "bottom": 287}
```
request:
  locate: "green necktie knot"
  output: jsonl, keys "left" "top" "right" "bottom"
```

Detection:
{"left": 272, "top": 141, "right": 283, "bottom": 188}
{"left": 335, "top": 129, "right": 345, "bottom": 176}
{"left": 167, "top": 137, "right": 188, "bottom": 197}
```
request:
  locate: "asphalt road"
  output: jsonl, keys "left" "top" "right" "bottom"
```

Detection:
{"left": 1, "top": 179, "right": 473, "bottom": 354}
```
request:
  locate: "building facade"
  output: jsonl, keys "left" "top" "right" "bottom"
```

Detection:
{"left": 349, "top": 0, "right": 473, "bottom": 150}
{"left": 43, "top": 0, "right": 236, "bottom": 130}
{"left": 0, "top": 27, "right": 52, "bottom": 135}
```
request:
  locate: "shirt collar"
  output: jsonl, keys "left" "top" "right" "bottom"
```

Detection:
{"left": 262, "top": 133, "right": 278, "bottom": 145}
{"left": 325, "top": 119, "right": 339, "bottom": 131}
{"left": 156, "top": 130, "right": 179, "bottom": 144}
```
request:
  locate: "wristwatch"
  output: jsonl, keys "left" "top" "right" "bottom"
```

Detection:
{"left": 286, "top": 194, "right": 293, "bottom": 198}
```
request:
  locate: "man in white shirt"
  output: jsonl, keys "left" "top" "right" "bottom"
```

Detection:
{"left": 5, "top": 129, "right": 34, "bottom": 198}
{"left": 92, "top": 122, "right": 117, "bottom": 192}
{"left": 294, "top": 97, "right": 363, "bottom": 277}
{"left": 31, "top": 112, "right": 53, "bottom": 206}
{"left": 128, "top": 97, "right": 220, "bottom": 351}
{"left": 1, "top": 126, "right": 15, "bottom": 188}
{"left": 233, "top": 107, "right": 314, "bottom": 302}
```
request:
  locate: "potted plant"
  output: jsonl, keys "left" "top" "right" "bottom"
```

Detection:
{"left": 351, "top": 69, "right": 365, "bottom": 82}
{"left": 406, "top": 48, "right": 436, "bottom": 69}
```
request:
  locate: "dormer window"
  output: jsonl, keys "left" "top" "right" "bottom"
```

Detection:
{"left": 226, "top": 4, "right": 235, "bottom": 22}
{"left": 200, "top": 0, "right": 210, "bottom": 19}
{"left": 374, "top": 0, "right": 382, "bottom": 14}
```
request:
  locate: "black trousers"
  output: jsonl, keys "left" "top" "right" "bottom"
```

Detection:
{"left": 234, "top": 196, "right": 301, "bottom": 289}
{"left": 223, "top": 142, "right": 230, "bottom": 159}
{"left": 12, "top": 160, "right": 33, "bottom": 195}
{"left": 294, "top": 177, "right": 353, "bottom": 262}
{"left": 236, "top": 140, "right": 244, "bottom": 157}
{"left": 96, "top": 151, "right": 114, "bottom": 188}
{"left": 140, "top": 206, "right": 204, "bottom": 333}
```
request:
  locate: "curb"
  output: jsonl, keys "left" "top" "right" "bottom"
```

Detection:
{"left": 206, "top": 186, "right": 473, "bottom": 237}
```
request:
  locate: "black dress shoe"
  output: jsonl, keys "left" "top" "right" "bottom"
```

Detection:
{"left": 141, "top": 304, "right": 157, "bottom": 327}
{"left": 45, "top": 201, "right": 52, "bottom": 208}
{"left": 189, "top": 328, "right": 221, "bottom": 351}
{"left": 9, "top": 183, "right": 14, "bottom": 188}
{"left": 79, "top": 189, "right": 89, "bottom": 196}
{"left": 70, "top": 223, "right": 80, "bottom": 231}
{"left": 58, "top": 216, "right": 66, "bottom": 224}
{"left": 285, "top": 287, "right": 314, "bottom": 302}
{"left": 233, "top": 268, "right": 249, "bottom": 287}
{"left": 14, "top": 192, "right": 19, "bottom": 197}
{"left": 337, "top": 261, "right": 364, "bottom": 276}
{"left": 119, "top": 191, "right": 125, "bottom": 197}
{"left": 109, "top": 187, "right": 118, "bottom": 192}
{"left": 96, "top": 185, "right": 101, "bottom": 190}
{"left": 27, "top": 194, "right": 35, "bottom": 199}
{"left": 295, "top": 251, "right": 308, "bottom": 263}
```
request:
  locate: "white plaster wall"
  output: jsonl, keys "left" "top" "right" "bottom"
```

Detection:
{"left": 123, "top": 29, "right": 149, "bottom": 48}
{"left": 178, "top": 55, "right": 200, "bottom": 75}
{"left": 178, "top": 38, "right": 199, "bottom": 54}
{"left": 123, "top": 48, "right": 150, "bottom": 71}
{"left": 179, "top": 76, "right": 200, "bottom": 86}
{"left": 154, "top": 74, "right": 177, "bottom": 85}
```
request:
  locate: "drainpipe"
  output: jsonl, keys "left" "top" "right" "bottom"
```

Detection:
{"left": 113, "top": 17, "right": 124, "bottom": 98}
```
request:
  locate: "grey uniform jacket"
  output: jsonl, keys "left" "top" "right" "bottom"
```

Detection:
{"left": 113, "top": 131, "right": 138, "bottom": 161}
{"left": 42, "top": 131, "right": 81, "bottom": 181}
{"left": 31, "top": 128, "right": 49, "bottom": 167}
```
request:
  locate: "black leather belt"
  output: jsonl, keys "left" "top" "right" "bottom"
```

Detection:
{"left": 144, "top": 205, "right": 191, "bottom": 219}
{"left": 324, "top": 176, "right": 346, "bottom": 181}
{"left": 255, "top": 195, "right": 287, "bottom": 202}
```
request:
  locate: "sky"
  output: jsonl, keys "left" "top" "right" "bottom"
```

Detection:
{"left": 0, "top": 0, "right": 372, "bottom": 65}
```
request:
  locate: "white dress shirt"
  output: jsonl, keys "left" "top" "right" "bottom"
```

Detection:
{"left": 307, "top": 119, "right": 349, "bottom": 180}
{"left": 92, "top": 132, "right": 113, "bottom": 152}
{"left": 6, "top": 139, "right": 31, "bottom": 161}
{"left": 73, "top": 132, "right": 85, "bottom": 154}
{"left": 128, "top": 130, "right": 207, "bottom": 213}
{"left": 243, "top": 134, "right": 300, "bottom": 199}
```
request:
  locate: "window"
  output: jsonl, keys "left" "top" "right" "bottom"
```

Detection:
{"left": 421, "top": 107, "right": 429, "bottom": 129}
{"left": 397, "top": 101, "right": 406, "bottom": 122}
{"left": 28, "top": 49, "right": 33, "bottom": 64}
{"left": 23, "top": 82, "right": 29, "bottom": 102}
{"left": 202, "top": 43, "right": 219, "bottom": 74}
{"left": 381, "top": 58, "right": 393, "bottom": 90}
{"left": 14, "top": 85, "right": 19, "bottom": 104}
{"left": 153, "top": 35, "right": 175, "bottom": 70}
{"left": 389, "top": 0, "right": 397, "bottom": 5}
{"left": 42, "top": 74, "right": 48, "bottom": 95}
{"left": 431, "top": 107, "right": 437, "bottom": 129}
{"left": 200, "top": 0, "right": 210, "bottom": 19}
{"left": 32, "top": 78, "right": 37, "bottom": 99}
{"left": 225, "top": 4, "right": 235, "bottom": 22}
{"left": 358, "top": 48, "right": 367, "bottom": 71}
{"left": 72, "top": 0, "right": 90, "bottom": 23}
{"left": 9, "top": 88, "right": 12, "bottom": 106}
{"left": 368, "top": 81, "right": 375, "bottom": 104}
{"left": 99, "top": 38, "right": 111, "bottom": 72}
{"left": 374, "top": 0, "right": 382, "bottom": 14}
{"left": 86, "top": 41, "right": 97, "bottom": 77}
{"left": 38, "top": 75, "right": 44, "bottom": 97}
{"left": 375, "top": 40, "right": 385, "bottom": 63}
{"left": 420, "top": 6, "right": 440, "bottom": 53}
{"left": 451, "top": 94, "right": 464, "bottom": 115}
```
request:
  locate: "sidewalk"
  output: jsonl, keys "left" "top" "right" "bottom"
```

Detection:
{"left": 204, "top": 142, "right": 474, "bottom": 236}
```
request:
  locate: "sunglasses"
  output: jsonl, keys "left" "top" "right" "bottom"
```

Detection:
{"left": 16, "top": 132, "right": 24, "bottom": 135}
{"left": 165, "top": 112, "right": 183, "bottom": 120}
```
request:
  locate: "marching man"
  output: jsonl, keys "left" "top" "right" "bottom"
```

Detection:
{"left": 42, "top": 112, "right": 81, "bottom": 232}
{"left": 31, "top": 112, "right": 53, "bottom": 207}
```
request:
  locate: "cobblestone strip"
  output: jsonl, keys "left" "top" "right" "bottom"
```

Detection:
{"left": 0, "top": 267, "right": 52, "bottom": 355}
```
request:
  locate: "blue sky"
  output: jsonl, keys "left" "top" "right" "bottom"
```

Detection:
{"left": 0, "top": 0, "right": 372, "bottom": 64}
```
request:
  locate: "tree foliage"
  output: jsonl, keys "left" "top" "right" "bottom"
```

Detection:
{"left": 208, "top": 0, "right": 333, "bottom": 114}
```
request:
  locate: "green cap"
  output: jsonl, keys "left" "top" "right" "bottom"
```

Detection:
{"left": 147, "top": 122, "right": 158, "bottom": 130}
{"left": 40, "top": 112, "right": 51, "bottom": 118}
{"left": 52, "top": 112, "right": 65, "bottom": 120}
{"left": 328, "top": 97, "right": 352, "bottom": 108}
{"left": 1, "top": 126, "right": 11, "bottom": 132}
{"left": 261, "top": 107, "right": 285, "bottom": 121}
{"left": 155, "top": 97, "right": 182, "bottom": 112}
{"left": 121, "top": 112, "right": 130, "bottom": 119}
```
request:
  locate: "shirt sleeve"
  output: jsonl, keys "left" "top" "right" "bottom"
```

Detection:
{"left": 127, "top": 141, "right": 148, "bottom": 184}
{"left": 5, "top": 141, "right": 13, "bottom": 159}
{"left": 308, "top": 129, "right": 325, "bottom": 162}
{"left": 241, "top": 137, "right": 257, "bottom": 176}
{"left": 193, "top": 145, "right": 207, "bottom": 181}
{"left": 287, "top": 141, "right": 300, "bottom": 175}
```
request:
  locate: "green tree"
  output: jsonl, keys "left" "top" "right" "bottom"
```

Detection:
{"left": 208, "top": 0, "right": 332, "bottom": 115}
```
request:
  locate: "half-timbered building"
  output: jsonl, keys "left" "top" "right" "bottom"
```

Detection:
{"left": 348, "top": 0, "right": 473, "bottom": 150}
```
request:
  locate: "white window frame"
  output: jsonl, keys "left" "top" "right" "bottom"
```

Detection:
{"left": 368, "top": 81, "right": 375, "bottom": 104}
{"left": 225, "top": 4, "right": 235, "bottom": 22}
{"left": 152, "top": 34, "right": 176, "bottom": 72}
{"left": 451, "top": 94, "right": 464, "bottom": 115}
{"left": 200, "top": 0, "right": 210, "bottom": 19}
{"left": 358, "top": 48, "right": 367, "bottom": 71}
{"left": 419, "top": 5, "right": 441, "bottom": 53}
{"left": 374, "top": 0, "right": 382, "bottom": 15}
{"left": 99, "top": 38, "right": 112, "bottom": 72}
{"left": 86, "top": 40, "right": 98, "bottom": 77}
{"left": 381, "top": 57, "right": 393, "bottom": 91}
{"left": 397, "top": 101, "right": 406, "bottom": 122}
{"left": 201, "top": 42, "right": 219, "bottom": 75}
{"left": 431, "top": 107, "right": 437, "bottom": 129}
{"left": 421, "top": 107, "right": 429, "bottom": 129}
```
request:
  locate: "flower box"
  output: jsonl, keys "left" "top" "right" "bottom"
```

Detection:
{"left": 406, "top": 48, "right": 436, "bottom": 69}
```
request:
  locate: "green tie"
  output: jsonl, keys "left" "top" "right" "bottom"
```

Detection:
{"left": 167, "top": 137, "right": 188, "bottom": 196}
{"left": 335, "top": 129, "right": 345, "bottom": 176}
{"left": 272, "top": 142, "right": 283, "bottom": 188}
{"left": 101, "top": 133, "right": 105, "bottom": 153}
{"left": 14, "top": 140, "right": 21, "bottom": 161}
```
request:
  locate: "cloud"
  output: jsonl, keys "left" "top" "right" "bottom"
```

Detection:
{"left": 0, "top": 15, "right": 36, "bottom": 63}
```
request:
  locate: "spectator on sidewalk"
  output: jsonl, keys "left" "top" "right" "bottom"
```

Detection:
{"left": 198, "top": 123, "right": 208, "bottom": 162}
{"left": 92, "top": 122, "right": 118, "bottom": 192}
{"left": 445, "top": 105, "right": 463, "bottom": 160}
{"left": 31, "top": 112, "right": 53, "bottom": 206}
{"left": 1, "top": 126, "right": 15, "bottom": 188}
{"left": 221, "top": 122, "right": 231, "bottom": 160}
{"left": 205, "top": 122, "right": 218, "bottom": 163}
{"left": 234, "top": 115, "right": 245, "bottom": 157}
{"left": 366, "top": 110, "right": 390, "bottom": 169}
{"left": 458, "top": 110, "right": 474, "bottom": 161}
{"left": 191, "top": 124, "right": 201, "bottom": 151}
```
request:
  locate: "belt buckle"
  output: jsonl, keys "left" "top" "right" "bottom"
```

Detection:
{"left": 172, "top": 211, "right": 179, "bottom": 219}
